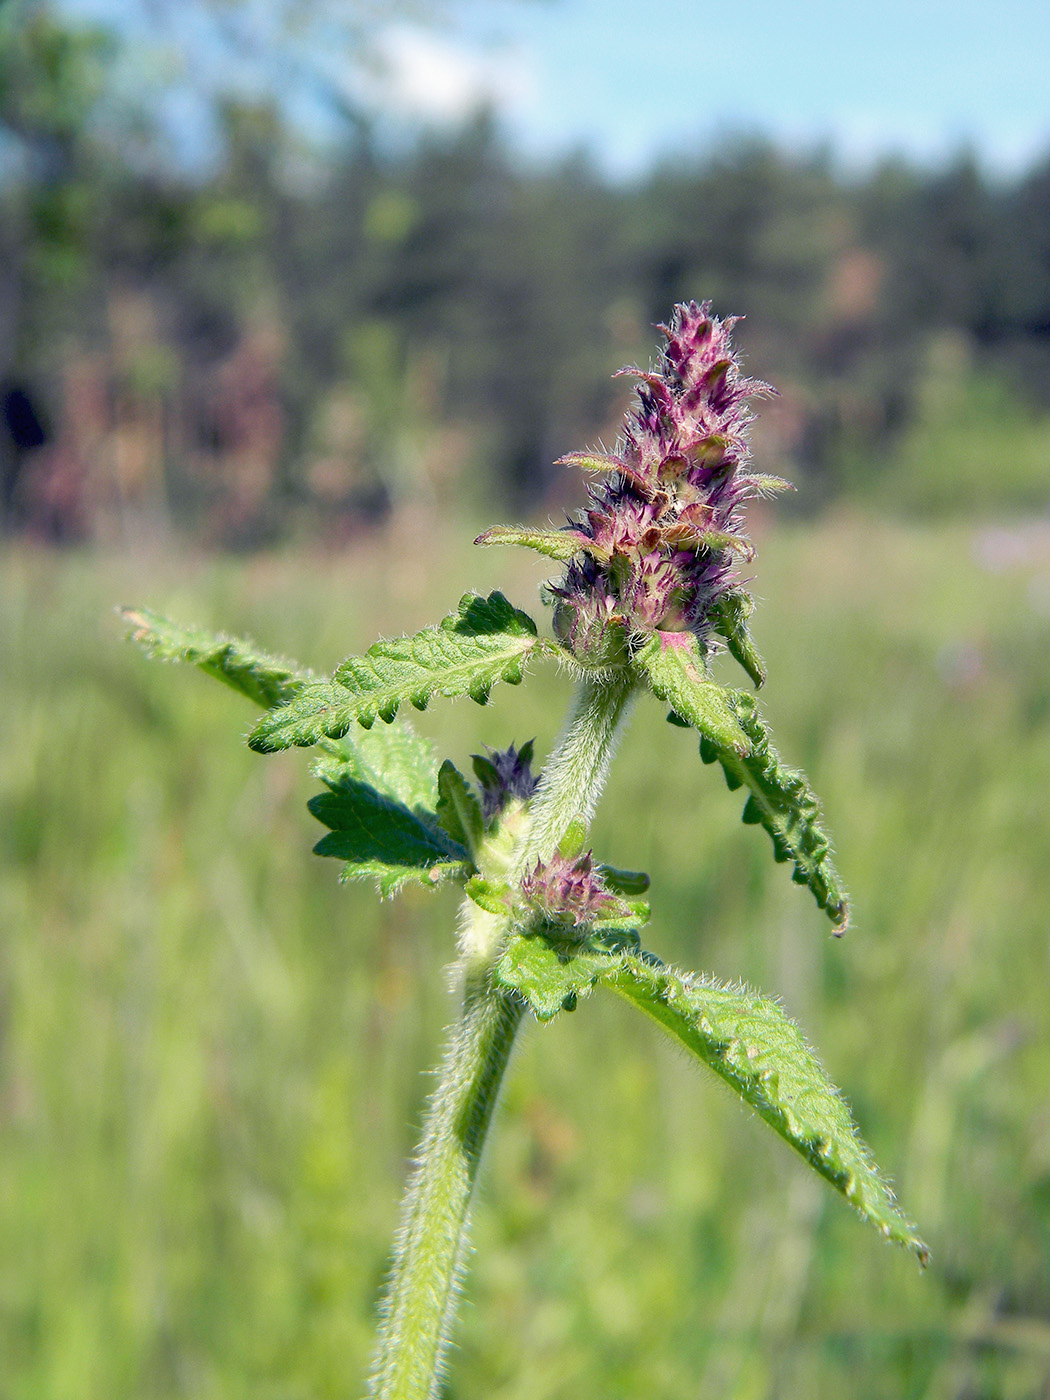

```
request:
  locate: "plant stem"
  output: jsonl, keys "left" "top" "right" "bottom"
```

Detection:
{"left": 512, "top": 669, "right": 637, "bottom": 877}
{"left": 368, "top": 972, "right": 524, "bottom": 1400}
{"left": 367, "top": 669, "right": 637, "bottom": 1398}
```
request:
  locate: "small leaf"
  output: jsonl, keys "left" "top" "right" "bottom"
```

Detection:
{"left": 493, "top": 930, "right": 632, "bottom": 1023}
{"left": 634, "top": 631, "right": 751, "bottom": 756}
{"left": 121, "top": 607, "right": 309, "bottom": 709}
{"left": 687, "top": 529, "right": 755, "bottom": 561}
{"left": 475, "top": 525, "right": 591, "bottom": 561}
{"left": 557, "top": 819, "right": 588, "bottom": 858}
{"left": 591, "top": 898, "right": 650, "bottom": 931}
{"left": 309, "top": 774, "right": 470, "bottom": 898}
{"left": 606, "top": 955, "right": 927, "bottom": 1264}
{"left": 596, "top": 864, "right": 651, "bottom": 896}
{"left": 465, "top": 875, "right": 512, "bottom": 916}
{"left": 714, "top": 693, "right": 850, "bottom": 932}
{"left": 708, "top": 588, "right": 767, "bottom": 688}
{"left": 250, "top": 592, "right": 543, "bottom": 751}
{"left": 554, "top": 450, "right": 652, "bottom": 494}
{"left": 742, "top": 473, "right": 795, "bottom": 496}
{"left": 436, "top": 760, "right": 485, "bottom": 855}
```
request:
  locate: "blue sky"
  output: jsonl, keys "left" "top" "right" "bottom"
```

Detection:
{"left": 61, "top": 0, "right": 1050, "bottom": 176}
{"left": 383, "top": 0, "right": 1050, "bottom": 175}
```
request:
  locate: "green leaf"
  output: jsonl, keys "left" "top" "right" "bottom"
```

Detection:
{"left": 606, "top": 955, "right": 927, "bottom": 1264}
{"left": 250, "top": 592, "right": 543, "bottom": 752}
{"left": 121, "top": 607, "right": 309, "bottom": 709}
{"left": 465, "top": 875, "right": 512, "bottom": 916}
{"left": 591, "top": 899, "right": 650, "bottom": 931}
{"left": 743, "top": 473, "right": 795, "bottom": 496}
{"left": 633, "top": 631, "right": 751, "bottom": 756}
{"left": 474, "top": 525, "right": 591, "bottom": 561}
{"left": 557, "top": 818, "right": 588, "bottom": 859}
{"left": 596, "top": 864, "right": 651, "bottom": 896}
{"left": 708, "top": 588, "right": 767, "bottom": 688}
{"left": 493, "top": 928, "right": 639, "bottom": 1022}
{"left": 687, "top": 528, "right": 755, "bottom": 561}
{"left": 308, "top": 773, "right": 470, "bottom": 898}
{"left": 493, "top": 932, "right": 927, "bottom": 1262}
{"left": 702, "top": 692, "right": 850, "bottom": 932}
{"left": 436, "top": 760, "right": 485, "bottom": 855}
{"left": 313, "top": 721, "right": 440, "bottom": 811}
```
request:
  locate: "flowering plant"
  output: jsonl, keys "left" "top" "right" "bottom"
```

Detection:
{"left": 124, "top": 301, "right": 925, "bottom": 1399}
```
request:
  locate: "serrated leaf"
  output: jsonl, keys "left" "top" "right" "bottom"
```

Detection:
{"left": 606, "top": 954, "right": 927, "bottom": 1263}
{"left": 634, "top": 631, "right": 751, "bottom": 756}
{"left": 474, "top": 525, "right": 590, "bottom": 561}
{"left": 308, "top": 775, "right": 470, "bottom": 898}
{"left": 249, "top": 592, "right": 542, "bottom": 752}
{"left": 493, "top": 932, "right": 926, "bottom": 1261}
{"left": 705, "top": 693, "right": 850, "bottom": 932}
{"left": 436, "top": 760, "right": 485, "bottom": 855}
{"left": 121, "top": 607, "right": 309, "bottom": 709}
{"left": 708, "top": 588, "right": 767, "bottom": 688}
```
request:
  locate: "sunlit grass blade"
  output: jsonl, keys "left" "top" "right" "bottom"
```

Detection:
{"left": 249, "top": 592, "right": 544, "bottom": 752}
{"left": 121, "top": 606, "right": 310, "bottom": 709}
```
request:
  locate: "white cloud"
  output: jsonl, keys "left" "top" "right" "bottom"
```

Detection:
{"left": 368, "top": 24, "right": 534, "bottom": 125}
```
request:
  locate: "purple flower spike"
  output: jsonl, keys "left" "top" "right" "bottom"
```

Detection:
{"left": 551, "top": 301, "right": 778, "bottom": 666}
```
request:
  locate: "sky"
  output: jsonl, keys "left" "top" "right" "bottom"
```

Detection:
{"left": 60, "top": 0, "right": 1050, "bottom": 177}
{"left": 368, "top": 0, "right": 1050, "bottom": 176}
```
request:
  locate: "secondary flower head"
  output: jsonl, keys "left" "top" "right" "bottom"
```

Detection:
{"left": 520, "top": 850, "right": 624, "bottom": 928}
{"left": 471, "top": 740, "right": 538, "bottom": 822}
{"left": 548, "top": 301, "right": 784, "bottom": 666}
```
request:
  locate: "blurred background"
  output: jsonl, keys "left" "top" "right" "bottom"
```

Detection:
{"left": 3, "top": 0, "right": 1050, "bottom": 1395}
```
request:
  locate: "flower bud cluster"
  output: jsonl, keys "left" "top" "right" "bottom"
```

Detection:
{"left": 471, "top": 741, "right": 538, "bottom": 822}
{"left": 549, "top": 301, "right": 780, "bottom": 666}
{"left": 520, "top": 850, "right": 623, "bottom": 928}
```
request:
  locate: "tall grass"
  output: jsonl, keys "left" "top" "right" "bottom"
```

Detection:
{"left": 2, "top": 514, "right": 1049, "bottom": 1399}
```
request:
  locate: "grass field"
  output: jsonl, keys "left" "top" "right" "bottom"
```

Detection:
{"left": 3, "top": 512, "right": 1050, "bottom": 1399}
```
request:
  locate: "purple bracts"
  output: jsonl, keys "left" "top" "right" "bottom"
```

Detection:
{"left": 520, "top": 850, "right": 623, "bottom": 927}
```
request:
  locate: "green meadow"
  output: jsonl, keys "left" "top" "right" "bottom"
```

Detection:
{"left": 3, "top": 514, "right": 1050, "bottom": 1399}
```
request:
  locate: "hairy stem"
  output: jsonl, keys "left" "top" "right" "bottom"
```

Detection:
{"left": 368, "top": 972, "right": 524, "bottom": 1400}
{"left": 368, "top": 668, "right": 636, "bottom": 1398}
{"left": 512, "top": 668, "right": 637, "bottom": 876}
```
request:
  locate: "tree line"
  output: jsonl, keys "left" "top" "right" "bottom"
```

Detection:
{"left": 3, "top": 5, "right": 1049, "bottom": 544}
